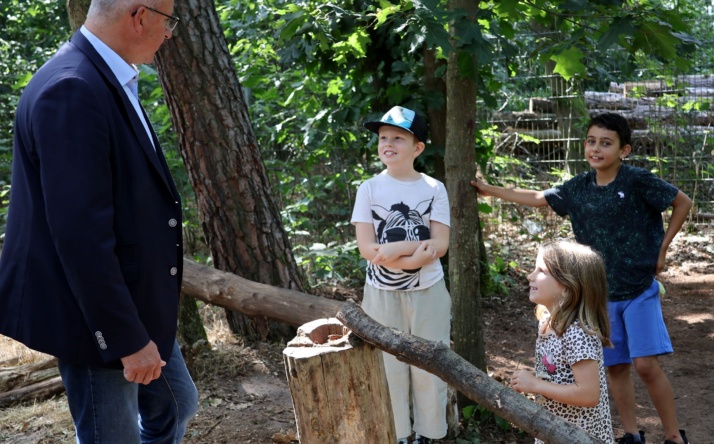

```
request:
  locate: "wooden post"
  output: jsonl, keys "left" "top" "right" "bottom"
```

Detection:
{"left": 283, "top": 318, "right": 396, "bottom": 444}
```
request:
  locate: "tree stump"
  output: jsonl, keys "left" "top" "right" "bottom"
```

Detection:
{"left": 283, "top": 318, "right": 396, "bottom": 444}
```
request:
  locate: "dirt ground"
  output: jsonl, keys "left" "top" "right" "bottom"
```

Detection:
{"left": 0, "top": 233, "right": 712, "bottom": 443}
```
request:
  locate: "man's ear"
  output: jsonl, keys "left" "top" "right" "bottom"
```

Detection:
{"left": 130, "top": 6, "right": 146, "bottom": 33}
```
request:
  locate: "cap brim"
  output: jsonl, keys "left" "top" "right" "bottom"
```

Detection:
{"left": 363, "top": 121, "right": 416, "bottom": 137}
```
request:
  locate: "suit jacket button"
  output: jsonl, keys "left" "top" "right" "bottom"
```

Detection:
{"left": 170, "top": 267, "right": 178, "bottom": 276}
{"left": 168, "top": 218, "right": 177, "bottom": 227}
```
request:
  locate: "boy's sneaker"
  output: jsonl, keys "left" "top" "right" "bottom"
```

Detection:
{"left": 397, "top": 439, "right": 409, "bottom": 444}
{"left": 413, "top": 434, "right": 433, "bottom": 444}
{"left": 664, "top": 429, "right": 689, "bottom": 444}
{"left": 617, "top": 430, "right": 646, "bottom": 444}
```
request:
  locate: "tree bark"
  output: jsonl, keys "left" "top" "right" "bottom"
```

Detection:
{"left": 153, "top": 0, "right": 306, "bottom": 341}
{"left": 424, "top": 48, "right": 447, "bottom": 183}
{"left": 178, "top": 294, "right": 208, "bottom": 347}
{"left": 65, "top": 0, "right": 90, "bottom": 32}
{"left": 181, "top": 258, "right": 341, "bottom": 327}
{"left": 283, "top": 318, "right": 396, "bottom": 443}
{"left": 336, "top": 302, "right": 603, "bottom": 444}
{"left": 445, "top": 0, "right": 486, "bottom": 379}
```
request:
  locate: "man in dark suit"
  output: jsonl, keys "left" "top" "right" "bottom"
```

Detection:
{"left": 0, "top": 0, "right": 198, "bottom": 441}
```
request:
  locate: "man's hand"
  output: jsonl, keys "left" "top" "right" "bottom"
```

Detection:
{"left": 120, "top": 340, "right": 165, "bottom": 384}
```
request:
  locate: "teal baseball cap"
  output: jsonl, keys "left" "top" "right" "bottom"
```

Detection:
{"left": 364, "top": 106, "right": 428, "bottom": 143}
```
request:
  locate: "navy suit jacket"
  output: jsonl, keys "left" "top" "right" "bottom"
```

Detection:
{"left": 0, "top": 30, "right": 184, "bottom": 366}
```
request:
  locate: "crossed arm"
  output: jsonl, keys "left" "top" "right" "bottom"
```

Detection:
{"left": 354, "top": 221, "right": 450, "bottom": 270}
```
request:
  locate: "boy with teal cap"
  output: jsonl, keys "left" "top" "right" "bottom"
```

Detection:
{"left": 352, "top": 106, "right": 451, "bottom": 444}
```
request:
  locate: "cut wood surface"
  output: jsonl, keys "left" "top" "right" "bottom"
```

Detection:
{"left": 336, "top": 301, "right": 603, "bottom": 444}
{"left": 181, "top": 258, "right": 342, "bottom": 327}
{"left": 283, "top": 318, "right": 396, "bottom": 443}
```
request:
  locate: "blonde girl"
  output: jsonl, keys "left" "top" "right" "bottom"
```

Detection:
{"left": 511, "top": 241, "right": 614, "bottom": 443}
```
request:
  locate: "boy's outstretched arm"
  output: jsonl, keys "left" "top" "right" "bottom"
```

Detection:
{"left": 656, "top": 190, "right": 693, "bottom": 274}
{"left": 471, "top": 177, "right": 548, "bottom": 208}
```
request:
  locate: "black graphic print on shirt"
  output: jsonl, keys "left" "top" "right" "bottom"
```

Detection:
{"left": 367, "top": 199, "right": 433, "bottom": 290}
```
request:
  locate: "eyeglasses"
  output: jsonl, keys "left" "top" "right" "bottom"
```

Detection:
{"left": 134, "top": 5, "right": 180, "bottom": 32}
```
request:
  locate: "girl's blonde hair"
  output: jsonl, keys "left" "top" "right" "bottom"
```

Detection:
{"left": 535, "top": 240, "right": 612, "bottom": 347}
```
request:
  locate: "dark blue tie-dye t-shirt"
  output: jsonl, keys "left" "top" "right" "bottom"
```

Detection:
{"left": 544, "top": 165, "right": 678, "bottom": 301}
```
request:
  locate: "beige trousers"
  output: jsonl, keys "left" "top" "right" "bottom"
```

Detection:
{"left": 362, "top": 279, "right": 451, "bottom": 440}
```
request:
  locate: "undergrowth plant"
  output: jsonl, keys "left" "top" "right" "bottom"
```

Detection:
{"left": 458, "top": 404, "right": 517, "bottom": 444}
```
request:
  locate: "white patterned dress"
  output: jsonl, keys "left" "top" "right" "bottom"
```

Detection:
{"left": 533, "top": 319, "right": 614, "bottom": 444}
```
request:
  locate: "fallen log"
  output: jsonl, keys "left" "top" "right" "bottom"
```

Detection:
{"left": 0, "top": 357, "right": 59, "bottom": 392}
{"left": 336, "top": 301, "right": 602, "bottom": 444}
{"left": 0, "top": 376, "right": 64, "bottom": 408}
{"left": 181, "top": 258, "right": 342, "bottom": 327}
{"left": 0, "top": 358, "right": 63, "bottom": 407}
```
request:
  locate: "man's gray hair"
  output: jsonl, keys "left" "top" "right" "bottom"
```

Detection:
{"left": 87, "top": 0, "right": 162, "bottom": 23}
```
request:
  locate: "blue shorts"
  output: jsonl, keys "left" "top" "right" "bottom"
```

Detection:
{"left": 603, "top": 279, "right": 673, "bottom": 367}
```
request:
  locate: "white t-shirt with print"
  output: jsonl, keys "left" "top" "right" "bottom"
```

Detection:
{"left": 351, "top": 171, "right": 450, "bottom": 291}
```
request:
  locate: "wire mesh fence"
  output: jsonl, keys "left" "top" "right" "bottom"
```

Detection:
{"left": 479, "top": 15, "right": 714, "bottom": 240}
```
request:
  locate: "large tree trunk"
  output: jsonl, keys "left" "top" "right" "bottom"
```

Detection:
{"left": 154, "top": 0, "right": 306, "bottom": 341}
{"left": 445, "top": 0, "right": 486, "bottom": 384}
{"left": 424, "top": 48, "right": 447, "bottom": 183}
{"left": 337, "top": 302, "right": 603, "bottom": 444}
{"left": 65, "top": 0, "right": 90, "bottom": 31}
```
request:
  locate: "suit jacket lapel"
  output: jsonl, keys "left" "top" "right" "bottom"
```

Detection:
{"left": 139, "top": 105, "right": 181, "bottom": 200}
{"left": 69, "top": 31, "right": 175, "bottom": 196}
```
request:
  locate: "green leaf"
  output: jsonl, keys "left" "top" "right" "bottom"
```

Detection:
{"left": 494, "top": 414, "right": 511, "bottom": 431}
{"left": 598, "top": 16, "right": 635, "bottom": 50}
{"left": 549, "top": 46, "right": 586, "bottom": 81}
{"left": 375, "top": 3, "right": 399, "bottom": 26}
{"left": 633, "top": 20, "right": 678, "bottom": 60}
{"left": 495, "top": 0, "right": 521, "bottom": 18}
{"left": 478, "top": 202, "right": 493, "bottom": 214}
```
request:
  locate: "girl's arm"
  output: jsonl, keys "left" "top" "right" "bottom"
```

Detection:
{"left": 471, "top": 177, "right": 548, "bottom": 208}
{"left": 656, "top": 190, "right": 692, "bottom": 274}
{"left": 511, "top": 359, "right": 601, "bottom": 408}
